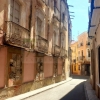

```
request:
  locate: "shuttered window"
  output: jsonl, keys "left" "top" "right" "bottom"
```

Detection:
{"left": 10, "top": 0, "right": 20, "bottom": 24}
{"left": 53, "top": 32, "right": 59, "bottom": 46}
{"left": 37, "top": 17, "right": 42, "bottom": 36}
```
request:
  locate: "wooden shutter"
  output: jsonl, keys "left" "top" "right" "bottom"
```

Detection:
{"left": 37, "top": 17, "right": 42, "bottom": 35}
{"left": 10, "top": 0, "right": 14, "bottom": 21}
{"left": 13, "top": 1, "right": 20, "bottom": 24}
{"left": 10, "top": 0, "right": 20, "bottom": 24}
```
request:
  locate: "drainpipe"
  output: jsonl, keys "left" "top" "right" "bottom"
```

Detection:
{"left": 29, "top": 0, "right": 33, "bottom": 50}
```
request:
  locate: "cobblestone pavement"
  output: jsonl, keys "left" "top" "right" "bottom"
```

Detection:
{"left": 24, "top": 76, "right": 88, "bottom": 100}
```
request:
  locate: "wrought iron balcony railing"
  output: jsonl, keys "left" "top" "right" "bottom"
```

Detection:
{"left": 78, "top": 56, "right": 85, "bottom": 62}
{"left": 5, "top": 21, "right": 30, "bottom": 48}
{"left": 35, "top": 35, "right": 48, "bottom": 53}
{"left": 52, "top": 45, "right": 61, "bottom": 56}
{"left": 60, "top": 49, "right": 67, "bottom": 58}
{"left": 54, "top": 7, "right": 60, "bottom": 21}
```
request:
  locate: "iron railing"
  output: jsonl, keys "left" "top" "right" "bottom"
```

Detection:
{"left": 5, "top": 21, "right": 30, "bottom": 48}
{"left": 36, "top": 35, "right": 48, "bottom": 53}
{"left": 78, "top": 56, "right": 84, "bottom": 61}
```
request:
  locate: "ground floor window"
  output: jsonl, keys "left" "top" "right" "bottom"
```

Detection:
{"left": 8, "top": 53, "right": 22, "bottom": 87}
{"left": 36, "top": 57, "right": 44, "bottom": 81}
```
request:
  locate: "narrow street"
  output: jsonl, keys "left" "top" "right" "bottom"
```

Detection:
{"left": 24, "top": 76, "right": 88, "bottom": 100}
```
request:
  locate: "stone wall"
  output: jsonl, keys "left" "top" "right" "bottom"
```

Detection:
{"left": 0, "top": 76, "right": 64, "bottom": 100}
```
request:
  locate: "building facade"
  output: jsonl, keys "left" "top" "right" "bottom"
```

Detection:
{"left": 71, "top": 32, "right": 90, "bottom": 76}
{"left": 88, "top": 0, "right": 100, "bottom": 98}
{"left": 0, "top": 0, "right": 72, "bottom": 99}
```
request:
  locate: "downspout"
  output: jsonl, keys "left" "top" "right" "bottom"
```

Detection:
{"left": 29, "top": 0, "right": 33, "bottom": 50}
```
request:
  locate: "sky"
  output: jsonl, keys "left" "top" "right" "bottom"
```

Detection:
{"left": 67, "top": 0, "right": 89, "bottom": 40}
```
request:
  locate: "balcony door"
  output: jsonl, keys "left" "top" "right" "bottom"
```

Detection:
{"left": 10, "top": 0, "right": 20, "bottom": 24}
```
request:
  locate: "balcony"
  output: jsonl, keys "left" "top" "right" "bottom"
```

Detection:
{"left": 78, "top": 56, "right": 83, "bottom": 61}
{"left": 54, "top": 7, "right": 60, "bottom": 21}
{"left": 60, "top": 49, "right": 67, "bottom": 58}
{"left": 5, "top": 21, "right": 30, "bottom": 48}
{"left": 35, "top": 35, "right": 48, "bottom": 53}
{"left": 52, "top": 45, "right": 61, "bottom": 56}
{"left": 78, "top": 43, "right": 83, "bottom": 48}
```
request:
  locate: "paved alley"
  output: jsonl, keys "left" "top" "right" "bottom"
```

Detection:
{"left": 24, "top": 76, "right": 88, "bottom": 100}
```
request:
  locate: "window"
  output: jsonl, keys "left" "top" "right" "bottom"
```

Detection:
{"left": 73, "top": 59, "right": 76, "bottom": 63}
{"left": 10, "top": 0, "right": 20, "bottom": 24}
{"left": 62, "top": 13, "right": 65, "bottom": 22}
{"left": 54, "top": 0, "right": 57, "bottom": 12}
{"left": 81, "top": 50, "right": 83, "bottom": 57}
{"left": 78, "top": 65, "right": 80, "bottom": 70}
{"left": 80, "top": 42, "right": 83, "bottom": 46}
{"left": 87, "top": 42, "right": 90, "bottom": 45}
{"left": 77, "top": 57, "right": 78, "bottom": 61}
{"left": 88, "top": 49, "right": 90, "bottom": 57}
{"left": 37, "top": 17, "right": 42, "bottom": 36}
{"left": 9, "top": 53, "right": 22, "bottom": 86}
{"left": 74, "top": 66, "right": 76, "bottom": 71}
{"left": 53, "top": 32, "right": 59, "bottom": 46}
{"left": 61, "top": 34, "right": 65, "bottom": 48}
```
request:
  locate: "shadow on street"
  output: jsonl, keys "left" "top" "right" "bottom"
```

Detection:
{"left": 71, "top": 74, "right": 90, "bottom": 80}
{"left": 60, "top": 75, "right": 89, "bottom": 100}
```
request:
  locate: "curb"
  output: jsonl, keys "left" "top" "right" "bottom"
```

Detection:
{"left": 6, "top": 78, "right": 72, "bottom": 100}
{"left": 84, "top": 81, "right": 99, "bottom": 100}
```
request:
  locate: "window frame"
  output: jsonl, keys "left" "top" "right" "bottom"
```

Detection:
{"left": 9, "top": 0, "right": 21, "bottom": 24}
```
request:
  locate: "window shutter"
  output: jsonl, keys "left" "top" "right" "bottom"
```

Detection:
{"left": 10, "top": 0, "right": 20, "bottom": 24}
{"left": 10, "top": 0, "right": 14, "bottom": 21}
{"left": 37, "top": 17, "right": 42, "bottom": 36}
{"left": 13, "top": 1, "right": 20, "bottom": 24}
